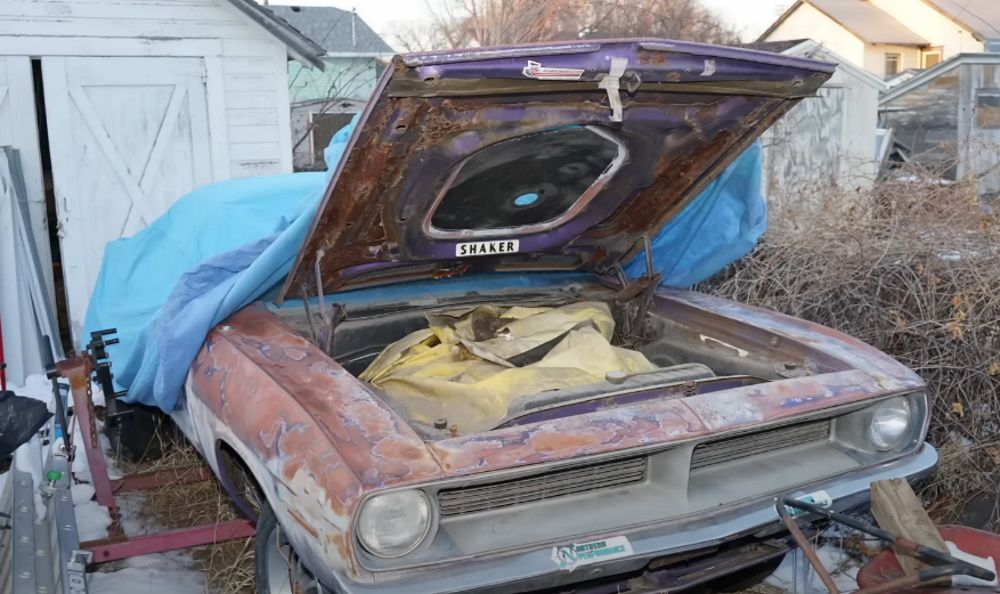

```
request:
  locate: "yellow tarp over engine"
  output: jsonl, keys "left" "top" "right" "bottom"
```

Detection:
{"left": 360, "top": 301, "right": 655, "bottom": 434}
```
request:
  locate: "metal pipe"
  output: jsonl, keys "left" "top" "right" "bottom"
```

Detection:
{"left": 0, "top": 315, "right": 6, "bottom": 391}
{"left": 775, "top": 499, "right": 840, "bottom": 594}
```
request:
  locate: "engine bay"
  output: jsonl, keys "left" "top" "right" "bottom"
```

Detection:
{"left": 275, "top": 282, "right": 814, "bottom": 438}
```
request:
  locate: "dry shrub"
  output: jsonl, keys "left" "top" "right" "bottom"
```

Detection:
{"left": 703, "top": 171, "right": 1000, "bottom": 529}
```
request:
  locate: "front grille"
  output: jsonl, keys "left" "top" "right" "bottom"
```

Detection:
{"left": 437, "top": 456, "right": 647, "bottom": 517}
{"left": 691, "top": 419, "right": 832, "bottom": 470}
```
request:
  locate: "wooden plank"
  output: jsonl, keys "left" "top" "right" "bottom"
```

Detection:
{"left": 205, "top": 55, "right": 230, "bottom": 181}
{"left": 226, "top": 108, "right": 279, "bottom": 127}
{"left": 229, "top": 141, "right": 282, "bottom": 161}
{"left": 226, "top": 90, "right": 278, "bottom": 109}
{"left": 230, "top": 158, "right": 282, "bottom": 177}
{"left": 221, "top": 38, "right": 281, "bottom": 59}
{"left": 0, "top": 36, "right": 221, "bottom": 57}
{"left": 221, "top": 57, "right": 273, "bottom": 75}
{"left": 227, "top": 124, "right": 282, "bottom": 144}
{"left": 0, "top": 56, "right": 54, "bottom": 315}
{"left": 274, "top": 44, "right": 294, "bottom": 173}
{"left": 870, "top": 478, "right": 947, "bottom": 576}
{"left": 0, "top": 19, "right": 257, "bottom": 40}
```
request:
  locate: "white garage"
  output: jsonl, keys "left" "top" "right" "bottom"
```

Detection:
{"left": 0, "top": 0, "right": 324, "bottom": 384}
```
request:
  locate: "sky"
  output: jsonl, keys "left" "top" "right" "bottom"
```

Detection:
{"left": 261, "top": 0, "right": 797, "bottom": 50}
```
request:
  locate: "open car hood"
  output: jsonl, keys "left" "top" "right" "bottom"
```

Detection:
{"left": 279, "top": 39, "right": 833, "bottom": 300}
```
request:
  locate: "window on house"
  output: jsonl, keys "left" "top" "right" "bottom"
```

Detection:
{"left": 922, "top": 49, "right": 942, "bottom": 68}
{"left": 976, "top": 90, "right": 1000, "bottom": 129}
{"left": 884, "top": 53, "right": 901, "bottom": 76}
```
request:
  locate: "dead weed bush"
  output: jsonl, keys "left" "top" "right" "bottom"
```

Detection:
{"left": 703, "top": 174, "right": 1000, "bottom": 529}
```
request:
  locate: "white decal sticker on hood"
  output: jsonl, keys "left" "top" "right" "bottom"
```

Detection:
{"left": 522, "top": 60, "right": 585, "bottom": 80}
{"left": 456, "top": 239, "right": 520, "bottom": 257}
{"left": 552, "top": 535, "right": 633, "bottom": 571}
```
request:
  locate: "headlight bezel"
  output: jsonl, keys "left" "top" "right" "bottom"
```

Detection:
{"left": 833, "top": 392, "right": 928, "bottom": 460}
{"left": 868, "top": 397, "right": 913, "bottom": 451}
{"left": 354, "top": 488, "right": 437, "bottom": 559}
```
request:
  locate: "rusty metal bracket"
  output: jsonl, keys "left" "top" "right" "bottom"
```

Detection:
{"left": 613, "top": 235, "right": 661, "bottom": 346}
{"left": 48, "top": 331, "right": 258, "bottom": 571}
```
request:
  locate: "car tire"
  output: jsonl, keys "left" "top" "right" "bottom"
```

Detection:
{"left": 255, "top": 502, "right": 322, "bottom": 594}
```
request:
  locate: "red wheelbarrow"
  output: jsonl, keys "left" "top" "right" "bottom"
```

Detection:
{"left": 778, "top": 497, "right": 998, "bottom": 594}
{"left": 857, "top": 525, "right": 1000, "bottom": 593}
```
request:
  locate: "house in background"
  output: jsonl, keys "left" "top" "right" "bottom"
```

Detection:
{"left": 0, "top": 0, "right": 324, "bottom": 384}
{"left": 759, "top": 0, "right": 1000, "bottom": 79}
{"left": 265, "top": 5, "right": 394, "bottom": 170}
{"left": 881, "top": 53, "right": 1000, "bottom": 201}
{"left": 746, "top": 39, "right": 887, "bottom": 216}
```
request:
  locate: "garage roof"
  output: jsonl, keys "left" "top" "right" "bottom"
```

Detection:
{"left": 266, "top": 5, "right": 395, "bottom": 56}
{"left": 760, "top": 0, "right": 930, "bottom": 46}
{"left": 225, "top": 0, "right": 327, "bottom": 69}
{"left": 924, "top": 0, "right": 1000, "bottom": 41}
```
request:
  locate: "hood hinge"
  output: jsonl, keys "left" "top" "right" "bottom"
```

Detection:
{"left": 599, "top": 57, "right": 629, "bottom": 123}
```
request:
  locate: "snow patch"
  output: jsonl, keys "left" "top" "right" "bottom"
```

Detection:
{"left": 4, "top": 374, "right": 205, "bottom": 591}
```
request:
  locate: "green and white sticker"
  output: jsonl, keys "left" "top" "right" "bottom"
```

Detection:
{"left": 786, "top": 490, "right": 833, "bottom": 517}
{"left": 551, "top": 535, "right": 633, "bottom": 571}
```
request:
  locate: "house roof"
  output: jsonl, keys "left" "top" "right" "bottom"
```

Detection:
{"left": 225, "top": 0, "right": 326, "bottom": 68}
{"left": 741, "top": 39, "right": 811, "bottom": 54}
{"left": 923, "top": 0, "right": 1000, "bottom": 41}
{"left": 881, "top": 52, "right": 1000, "bottom": 104}
{"left": 759, "top": 0, "right": 930, "bottom": 46}
{"left": 264, "top": 5, "right": 394, "bottom": 56}
{"left": 781, "top": 39, "right": 889, "bottom": 91}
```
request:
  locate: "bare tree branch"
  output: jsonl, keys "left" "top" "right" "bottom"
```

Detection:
{"left": 394, "top": 0, "right": 740, "bottom": 51}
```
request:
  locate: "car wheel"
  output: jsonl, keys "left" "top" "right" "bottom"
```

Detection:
{"left": 255, "top": 502, "right": 322, "bottom": 594}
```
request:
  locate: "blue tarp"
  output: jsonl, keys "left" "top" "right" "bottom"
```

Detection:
{"left": 83, "top": 119, "right": 357, "bottom": 411}
{"left": 84, "top": 129, "right": 765, "bottom": 412}
{"left": 624, "top": 142, "right": 766, "bottom": 286}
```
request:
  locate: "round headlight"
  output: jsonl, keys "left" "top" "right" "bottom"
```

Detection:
{"left": 357, "top": 490, "right": 432, "bottom": 558}
{"left": 868, "top": 397, "right": 912, "bottom": 451}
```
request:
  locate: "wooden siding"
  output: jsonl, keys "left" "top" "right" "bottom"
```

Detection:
{"left": 288, "top": 57, "right": 380, "bottom": 104}
{"left": 0, "top": 0, "right": 293, "bottom": 177}
{"left": 882, "top": 69, "right": 960, "bottom": 178}
{"left": 761, "top": 46, "right": 882, "bottom": 216}
{"left": 763, "top": 86, "right": 848, "bottom": 210}
{"left": 883, "top": 59, "right": 1000, "bottom": 197}
{"left": 964, "top": 64, "right": 1000, "bottom": 198}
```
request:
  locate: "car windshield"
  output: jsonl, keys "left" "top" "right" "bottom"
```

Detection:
{"left": 430, "top": 126, "right": 621, "bottom": 232}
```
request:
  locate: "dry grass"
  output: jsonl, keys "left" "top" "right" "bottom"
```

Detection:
{"left": 703, "top": 171, "right": 1000, "bottom": 529}
{"left": 120, "top": 437, "right": 256, "bottom": 594}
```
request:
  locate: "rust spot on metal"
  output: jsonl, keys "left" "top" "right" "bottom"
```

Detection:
{"left": 287, "top": 507, "right": 320, "bottom": 540}
{"left": 637, "top": 49, "right": 668, "bottom": 65}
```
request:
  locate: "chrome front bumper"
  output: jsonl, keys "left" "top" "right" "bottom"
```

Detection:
{"left": 326, "top": 444, "right": 937, "bottom": 594}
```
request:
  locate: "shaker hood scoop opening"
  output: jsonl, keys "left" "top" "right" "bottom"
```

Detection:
{"left": 277, "top": 39, "right": 834, "bottom": 301}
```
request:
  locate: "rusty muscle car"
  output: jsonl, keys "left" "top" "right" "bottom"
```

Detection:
{"left": 168, "top": 40, "right": 937, "bottom": 593}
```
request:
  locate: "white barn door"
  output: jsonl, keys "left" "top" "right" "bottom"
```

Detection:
{"left": 42, "top": 57, "right": 213, "bottom": 343}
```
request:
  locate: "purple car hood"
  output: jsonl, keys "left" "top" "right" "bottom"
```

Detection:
{"left": 279, "top": 39, "right": 833, "bottom": 300}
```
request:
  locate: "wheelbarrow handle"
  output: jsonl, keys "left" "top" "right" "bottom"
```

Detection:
{"left": 778, "top": 497, "right": 996, "bottom": 584}
{"left": 854, "top": 563, "right": 968, "bottom": 594}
